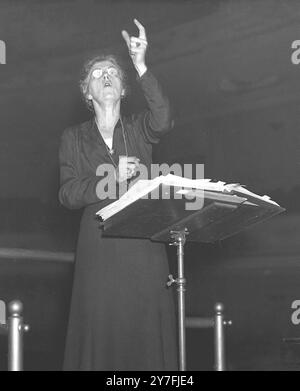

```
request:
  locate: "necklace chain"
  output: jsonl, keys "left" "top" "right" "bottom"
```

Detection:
{"left": 95, "top": 116, "right": 128, "bottom": 168}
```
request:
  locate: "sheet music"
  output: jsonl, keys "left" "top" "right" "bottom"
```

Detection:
{"left": 96, "top": 174, "right": 279, "bottom": 221}
{"left": 224, "top": 183, "right": 279, "bottom": 206}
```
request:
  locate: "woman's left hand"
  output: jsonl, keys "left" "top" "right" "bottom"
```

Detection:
{"left": 122, "top": 19, "right": 148, "bottom": 77}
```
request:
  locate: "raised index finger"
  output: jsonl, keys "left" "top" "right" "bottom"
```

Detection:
{"left": 134, "top": 18, "right": 147, "bottom": 40}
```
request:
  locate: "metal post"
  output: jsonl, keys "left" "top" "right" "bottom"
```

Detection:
{"left": 214, "top": 302, "right": 232, "bottom": 371}
{"left": 168, "top": 229, "right": 188, "bottom": 371}
{"left": 186, "top": 304, "right": 232, "bottom": 371}
{"left": 7, "top": 300, "right": 29, "bottom": 371}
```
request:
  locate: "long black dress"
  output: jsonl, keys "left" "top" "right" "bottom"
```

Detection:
{"left": 59, "top": 70, "right": 178, "bottom": 371}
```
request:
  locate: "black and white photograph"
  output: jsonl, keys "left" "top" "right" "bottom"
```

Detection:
{"left": 0, "top": 0, "right": 299, "bottom": 374}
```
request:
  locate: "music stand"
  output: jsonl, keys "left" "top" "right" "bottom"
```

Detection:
{"left": 100, "top": 185, "right": 285, "bottom": 370}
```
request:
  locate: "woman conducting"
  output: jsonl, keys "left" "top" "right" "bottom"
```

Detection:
{"left": 59, "top": 19, "right": 178, "bottom": 371}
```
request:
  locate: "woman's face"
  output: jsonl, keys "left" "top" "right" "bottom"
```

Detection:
{"left": 87, "top": 60, "right": 124, "bottom": 105}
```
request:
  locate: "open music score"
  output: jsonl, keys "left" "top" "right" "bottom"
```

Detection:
{"left": 96, "top": 174, "right": 284, "bottom": 243}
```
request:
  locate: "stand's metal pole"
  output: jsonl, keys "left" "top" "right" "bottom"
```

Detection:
{"left": 7, "top": 300, "right": 29, "bottom": 371}
{"left": 168, "top": 229, "right": 188, "bottom": 371}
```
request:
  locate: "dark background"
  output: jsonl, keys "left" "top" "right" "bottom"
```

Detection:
{"left": 0, "top": 0, "right": 299, "bottom": 370}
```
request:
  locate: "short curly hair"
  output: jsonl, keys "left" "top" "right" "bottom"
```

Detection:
{"left": 79, "top": 54, "right": 129, "bottom": 111}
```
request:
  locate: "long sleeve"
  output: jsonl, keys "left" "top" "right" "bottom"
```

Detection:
{"left": 58, "top": 71, "right": 172, "bottom": 210}
{"left": 58, "top": 128, "right": 103, "bottom": 210}
{"left": 133, "top": 70, "right": 174, "bottom": 144}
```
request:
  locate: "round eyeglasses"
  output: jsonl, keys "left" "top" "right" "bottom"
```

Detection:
{"left": 91, "top": 67, "right": 120, "bottom": 79}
